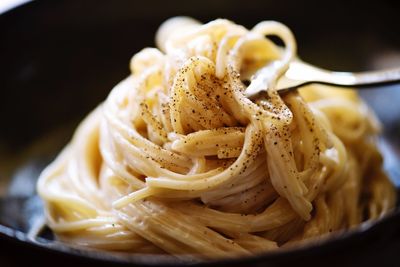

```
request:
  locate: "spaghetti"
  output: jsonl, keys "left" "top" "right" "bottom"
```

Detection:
{"left": 37, "top": 17, "right": 395, "bottom": 259}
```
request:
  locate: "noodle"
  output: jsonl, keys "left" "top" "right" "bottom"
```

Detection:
{"left": 37, "top": 17, "right": 395, "bottom": 260}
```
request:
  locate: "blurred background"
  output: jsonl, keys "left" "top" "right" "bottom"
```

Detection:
{"left": 0, "top": 0, "right": 400, "bottom": 266}
{"left": 0, "top": 0, "right": 29, "bottom": 13}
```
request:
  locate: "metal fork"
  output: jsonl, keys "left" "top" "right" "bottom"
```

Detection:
{"left": 245, "top": 59, "right": 400, "bottom": 98}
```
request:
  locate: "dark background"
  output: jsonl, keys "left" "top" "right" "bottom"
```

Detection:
{"left": 1, "top": 0, "right": 400, "bottom": 266}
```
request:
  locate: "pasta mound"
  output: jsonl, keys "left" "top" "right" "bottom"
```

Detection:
{"left": 38, "top": 17, "right": 395, "bottom": 259}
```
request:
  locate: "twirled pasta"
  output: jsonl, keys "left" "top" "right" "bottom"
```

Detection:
{"left": 37, "top": 17, "right": 395, "bottom": 260}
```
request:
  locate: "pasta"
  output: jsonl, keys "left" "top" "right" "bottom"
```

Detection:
{"left": 37, "top": 17, "right": 395, "bottom": 260}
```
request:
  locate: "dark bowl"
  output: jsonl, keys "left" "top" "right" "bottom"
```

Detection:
{"left": 1, "top": 1, "right": 400, "bottom": 266}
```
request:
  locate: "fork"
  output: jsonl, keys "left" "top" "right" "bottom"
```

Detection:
{"left": 245, "top": 59, "right": 400, "bottom": 99}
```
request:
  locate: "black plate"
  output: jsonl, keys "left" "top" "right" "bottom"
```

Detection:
{"left": 1, "top": 0, "right": 400, "bottom": 266}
